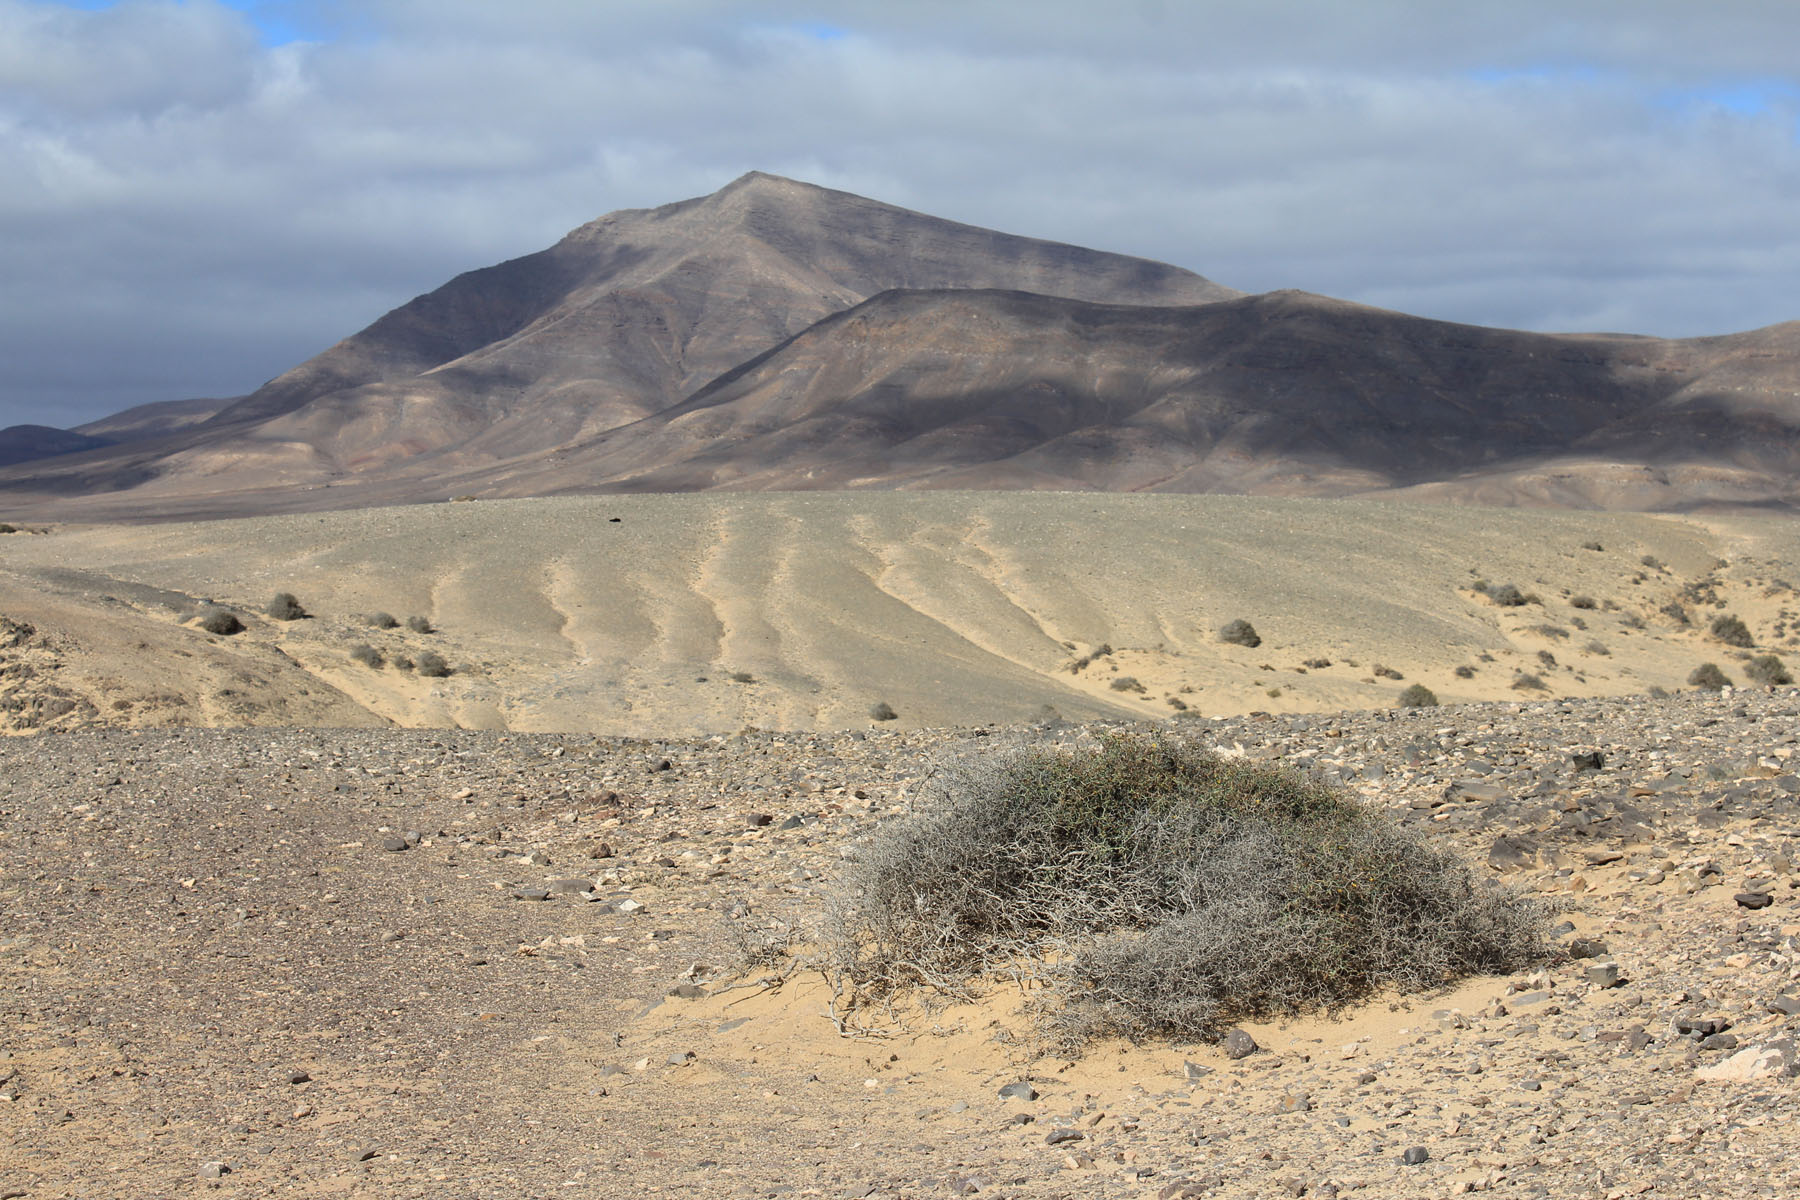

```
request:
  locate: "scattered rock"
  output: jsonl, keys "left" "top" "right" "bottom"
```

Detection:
{"left": 1222, "top": 1028, "right": 1258, "bottom": 1060}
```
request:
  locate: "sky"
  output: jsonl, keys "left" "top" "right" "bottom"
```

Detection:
{"left": 3, "top": 1, "right": 1799, "bottom": 429}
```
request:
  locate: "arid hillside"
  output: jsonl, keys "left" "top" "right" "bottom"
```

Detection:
{"left": 2, "top": 493, "right": 1798, "bottom": 737}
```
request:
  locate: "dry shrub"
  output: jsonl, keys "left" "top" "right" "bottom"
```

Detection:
{"left": 194, "top": 608, "right": 243, "bottom": 636}
{"left": 1744, "top": 655, "right": 1790, "bottom": 686}
{"left": 363, "top": 612, "right": 400, "bottom": 629}
{"left": 1488, "top": 584, "right": 1527, "bottom": 607}
{"left": 826, "top": 734, "right": 1545, "bottom": 1046}
{"left": 266, "top": 592, "right": 307, "bottom": 620}
{"left": 1687, "top": 663, "right": 1731, "bottom": 691}
{"left": 1710, "top": 614, "right": 1754, "bottom": 648}
{"left": 1397, "top": 684, "right": 1439, "bottom": 707}
{"left": 348, "top": 643, "right": 384, "bottom": 668}
{"left": 415, "top": 650, "right": 451, "bottom": 677}
{"left": 406, "top": 615, "right": 435, "bottom": 634}
{"left": 1219, "top": 620, "right": 1261, "bottom": 648}
{"left": 869, "top": 701, "right": 899, "bottom": 721}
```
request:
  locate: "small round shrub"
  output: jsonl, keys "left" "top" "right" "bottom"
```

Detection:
{"left": 1583, "top": 640, "right": 1610, "bottom": 657}
{"left": 194, "top": 608, "right": 243, "bottom": 636}
{"left": 730, "top": 670, "right": 755, "bottom": 684}
{"left": 1536, "top": 650, "right": 1557, "bottom": 668}
{"left": 1744, "top": 655, "right": 1792, "bottom": 686}
{"left": 266, "top": 592, "right": 308, "bottom": 620}
{"left": 1641, "top": 554, "right": 1663, "bottom": 569}
{"left": 1453, "top": 665, "right": 1476, "bottom": 679}
{"left": 1373, "top": 664, "right": 1403, "bottom": 680}
{"left": 392, "top": 654, "right": 416, "bottom": 672}
{"left": 1303, "top": 658, "right": 1331, "bottom": 669}
{"left": 1397, "top": 684, "right": 1439, "bottom": 707}
{"left": 1488, "top": 584, "right": 1527, "bottom": 607}
{"left": 415, "top": 650, "right": 451, "bottom": 678}
{"left": 1511, "top": 672, "right": 1548, "bottom": 692}
{"left": 0, "top": 523, "right": 17, "bottom": 534}
{"left": 1710, "top": 614, "right": 1753, "bottom": 648}
{"left": 1660, "top": 602, "right": 1689, "bottom": 626}
{"left": 1687, "top": 662, "right": 1731, "bottom": 691}
{"left": 1218, "top": 620, "right": 1261, "bottom": 648}
{"left": 869, "top": 701, "right": 898, "bottom": 721}
{"left": 1581, "top": 541, "right": 1604, "bottom": 552}
{"left": 827, "top": 734, "right": 1545, "bottom": 1046}
{"left": 1109, "top": 676, "right": 1146, "bottom": 693}
{"left": 348, "top": 643, "right": 384, "bottom": 668}
{"left": 364, "top": 612, "right": 399, "bottom": 629}
{"left": 406, "top": 615, "right": 435, "bottom": 634}
{"left": 1569, "top": 595, "right": 1596, "bottom": 610}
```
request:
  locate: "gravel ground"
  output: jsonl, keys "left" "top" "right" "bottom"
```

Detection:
{"left": 4, "top": 688, "right": 1800, "bottom": 1198}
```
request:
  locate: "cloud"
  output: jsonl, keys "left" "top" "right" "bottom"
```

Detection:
{"left": 2, "top": 0, "right": 1798, "bottom": 426}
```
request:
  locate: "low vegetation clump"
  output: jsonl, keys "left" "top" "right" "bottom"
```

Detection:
{"left": 1488, "top": 584, "right": 1528, "bottom": 607}
{"left": 1397, "top": 684, "right": 1439, "bottom": 708}
{"left": 363, "top": 612, "right": 400, "bottom": 629}
{"left": 1710, "top": 614, "right": 1754, "bottom": 648}
{"left": 1372, "top": 664, "right": 1403, "bottom": 680}
{"left": 1453, "top": 665, "right": 1476, "bottom": 679}
{"left": 1581, "top": 541, "right": 1604, "bottom": 552}
{"left": 1218, "top": 620, "right": 1261, "bottom": 648}
{"left": 1570, "top": 595, "right": 1597, "bottom": 610}
{"left": 1688, "top": 663, "right": 1732, "bottom": 691}
{"left": 1109, "top": 676, "right": 1146, "bottom": 693}
{"left": 348, "top": 643, "right": 384, "bottom": 668}
{"left": 1641, "top": 555, "right": 1664, "bottom": 569}
{"left": 1511, "top": 672, "right": 1548, "bottom": 692}
{"left": 868, "top": 701, "right": 898, "bottom": 721}
{"left": 406, "top": 615, "right": 435, "bottom": 634}
{"left": 730, "top": 670, "right": 755, "bottom": 684}
{"left": 0, "top": 523, "right": 17, "bottom": 534}
{"left": 1744, "top": 655, "right": 1792, "bottom": 686}
{"left": 415, "top": 650, "right": 451, "bottom": 678}
{"left": 826, "top": 734, "right": 1546, "bottom": 1046}
{"left": 194, "top": 608, "right": 243, "bottom": 636}
{"left": 1302, "top": 658, "right": 1331, "bottom": 669}
{"left": 266, "top": 592, "right": 308, "bottom": 621}
{"left": 1583, "top": 640, "right": 1611, "bottom": 656}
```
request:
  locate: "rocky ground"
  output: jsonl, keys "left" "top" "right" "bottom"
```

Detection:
{"left": 4, "top": 688, "right": 1800, "bottom": 1199}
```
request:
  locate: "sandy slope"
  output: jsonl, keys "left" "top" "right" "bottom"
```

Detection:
{"left": 1, "top": 493, "right": 1798, "bottom": 736}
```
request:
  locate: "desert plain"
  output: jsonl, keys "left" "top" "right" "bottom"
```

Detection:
{"left": 2, "top": 492, "right": 1800, "bottom": 1199}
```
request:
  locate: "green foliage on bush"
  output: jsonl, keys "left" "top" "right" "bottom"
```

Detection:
{"left": 1397, "top": 684, "right": 1439, "bottom": 707}
{"left": 827, "top": 734, "right": 1546, "bottom": 1046}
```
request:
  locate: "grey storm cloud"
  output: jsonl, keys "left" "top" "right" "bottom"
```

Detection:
{"left": 2, "top": 0, "right": 1797, "bottom": 427}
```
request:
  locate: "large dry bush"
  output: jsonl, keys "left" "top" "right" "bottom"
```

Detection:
{"left": 828, "top": 733, "right": 1545, "bottom": 1045}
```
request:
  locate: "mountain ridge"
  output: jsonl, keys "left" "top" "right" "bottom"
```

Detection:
{"left": 1, "top": 173, "right": 1797, "bottom": 519}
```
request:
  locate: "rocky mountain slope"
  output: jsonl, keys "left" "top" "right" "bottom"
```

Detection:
{"left": 1, "top": 173, "right": 1797, "bottom": 518}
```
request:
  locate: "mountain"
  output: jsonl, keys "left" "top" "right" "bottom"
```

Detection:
{"left": 1, "top": 172, "right": 1797, "bottom": 518}
{"left": 0, "top": 425, "right": 113, "bottom": 469}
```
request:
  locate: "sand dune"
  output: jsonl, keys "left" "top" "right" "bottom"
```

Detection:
{"left": 2, "top": 492, "right": 1797, "bottom": 736}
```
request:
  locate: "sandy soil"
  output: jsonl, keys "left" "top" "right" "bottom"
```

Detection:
{"left": 3, "top": 694, "right": 1799, "bottom": 1198}
{"left": 1, "top": 494, "right": 1797, "bottom": 737}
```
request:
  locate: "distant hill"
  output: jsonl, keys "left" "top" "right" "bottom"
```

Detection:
{"left": 1, "top": 173, "right": 1796, "bottom": 519}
